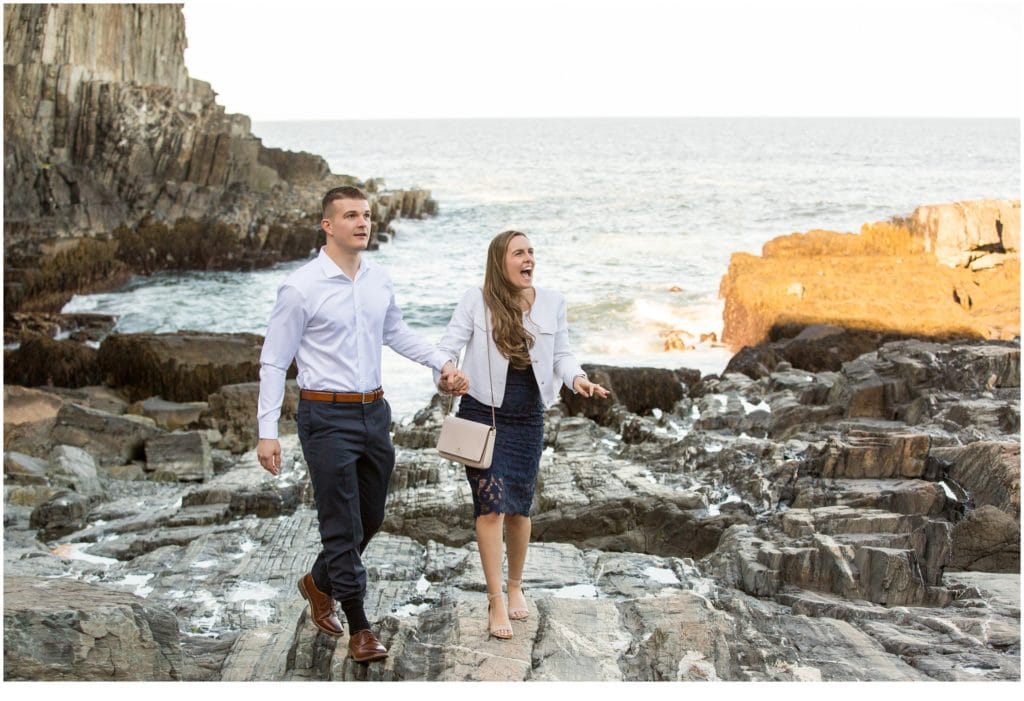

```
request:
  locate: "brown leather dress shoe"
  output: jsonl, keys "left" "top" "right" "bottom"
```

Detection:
{"left": 348, "top": 628, "right": 388, "bottom": 662}
{"left": 297, "top": 573, "right": 343, "bottom": 637}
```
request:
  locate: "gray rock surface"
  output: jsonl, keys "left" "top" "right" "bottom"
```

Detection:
{"left": 2, "top": 339, "right": 1019, "bottom": 681}
{"left": 144, "top": 431, "right": 213, "bottom": 482}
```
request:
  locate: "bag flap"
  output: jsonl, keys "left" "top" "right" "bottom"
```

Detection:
{"left": 437, "top": 416, "right": 493, "bottom": 460}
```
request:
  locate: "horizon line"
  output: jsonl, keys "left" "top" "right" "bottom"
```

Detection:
{"left": 246, "top": 114, "right": 1022, "bottom": 123}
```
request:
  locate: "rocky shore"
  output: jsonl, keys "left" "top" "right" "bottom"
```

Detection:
{"left": 3, "top": 326, "right": 1019, "bottom": 681}
{"left": 3, "top": 4, "right": 436, "bottom": 325}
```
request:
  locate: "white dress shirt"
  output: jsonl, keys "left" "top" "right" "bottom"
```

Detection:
{"left": 435, "top": 286, "right": 586, "bottom": 409}
{"left": 257, "top": 248, "right": 449, "bottom": 439}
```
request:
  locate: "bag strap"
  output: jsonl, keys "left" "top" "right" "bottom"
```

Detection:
{"left": 444, "top": 289, "right": 496, "bottom": 429}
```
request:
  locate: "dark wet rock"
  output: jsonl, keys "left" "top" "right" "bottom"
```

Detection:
{"left": 3, "top": 332, "right": 101, "bottom": 387}
{"left": 722, "top": 344, "right": 782, "bottom": 379}
{"left": 29, "top": 489, "right": 92, "bottom": 539}
{"left": 97, "top": 332, "right": 268, "bottom": 402}
{"left": 560, "top": 364, "right": 687, "bottom": 423}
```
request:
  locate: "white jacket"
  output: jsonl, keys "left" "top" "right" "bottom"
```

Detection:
{"left": 436, "top": 286, "right": 586, "bottom": 408}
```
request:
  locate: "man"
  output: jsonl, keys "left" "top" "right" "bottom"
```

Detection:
{"left": 257, "top": 185, "right": 466, "bottom": 663}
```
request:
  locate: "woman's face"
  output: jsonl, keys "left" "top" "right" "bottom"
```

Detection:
{"left": 502, "top": 235, "right": 535, "bottom": 291}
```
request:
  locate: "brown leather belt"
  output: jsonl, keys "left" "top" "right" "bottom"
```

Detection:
{"left": 299, "top": 388, "right": 384, "bottom": 404}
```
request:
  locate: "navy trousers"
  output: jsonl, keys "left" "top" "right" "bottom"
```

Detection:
{"left": 296, "top": 397, "right": 394, "bottom": 603}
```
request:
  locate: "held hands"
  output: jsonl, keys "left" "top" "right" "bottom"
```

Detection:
{"left": 439, "top": 361, "right": 470, "bottom": 396}
{"left": 573, "top": 375, "right": 610, "bottom": 399}
{"left": 257, "top": 438, "right": 282, "bottom": 476}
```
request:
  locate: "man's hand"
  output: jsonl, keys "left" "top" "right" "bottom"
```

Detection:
{"left": 573, "top": 376, "right": 609, "bottom": 399}
{"left": 257, "top": 438, "right": 282, "bottom": 475}
{"left": 440, "top": 361, "right": 470, "bottom": 396}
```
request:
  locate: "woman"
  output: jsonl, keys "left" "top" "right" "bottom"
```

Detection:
{"left": 436, "top": 230, "right": 609, "bottom": 640}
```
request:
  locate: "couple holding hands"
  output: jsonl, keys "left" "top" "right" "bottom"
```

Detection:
{"left": 256, "top": 186, "right": 608, "bottom": 662}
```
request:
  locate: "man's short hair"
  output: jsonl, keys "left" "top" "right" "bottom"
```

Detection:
{"left": 322, "top": 186, "right": 369, "bottom": 218}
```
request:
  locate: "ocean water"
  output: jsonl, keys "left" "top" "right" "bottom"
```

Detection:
{"left": 63, "top": 118, "right": 1020, "bottom": 419}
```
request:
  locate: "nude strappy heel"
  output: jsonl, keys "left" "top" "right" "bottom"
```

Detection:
{"left": 507, "top": 578, "right": 529, "bottom": 621}
{"left": 487, "top": 592, "right": 513, "bottom": 639}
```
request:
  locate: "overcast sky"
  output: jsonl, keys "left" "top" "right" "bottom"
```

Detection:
{"left": 181, "top": 0, "right": 1021, "bottom": 120}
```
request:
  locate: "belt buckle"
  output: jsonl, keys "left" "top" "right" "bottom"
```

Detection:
{"left": 361, "top": 391, "right": 374, "bottom": 404}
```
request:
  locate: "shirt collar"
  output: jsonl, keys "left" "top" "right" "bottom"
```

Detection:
{"left": 316, "top": 246, "right": 372, "bottom": 280}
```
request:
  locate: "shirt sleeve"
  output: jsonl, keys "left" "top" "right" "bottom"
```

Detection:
{"left": 382, "top": 281, "right": 449, "bottom": 372}
{"left": 257, "top": 284, "right": 307, "bottom": 440}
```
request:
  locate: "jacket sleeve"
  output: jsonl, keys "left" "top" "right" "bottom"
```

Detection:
{"left": 551, "top": 291, "right": 586, "bottom": 393}
{"left": 433, "top": 288, "right": 478, "bottom": 386}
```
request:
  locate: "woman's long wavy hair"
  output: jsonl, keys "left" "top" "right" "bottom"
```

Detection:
{"left": 483, "top": 230, "right": 534, "bottom": 369}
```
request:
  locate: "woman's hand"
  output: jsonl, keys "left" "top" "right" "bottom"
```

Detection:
{"left": 573, "top": 376, "right": 609, "bottom": 399}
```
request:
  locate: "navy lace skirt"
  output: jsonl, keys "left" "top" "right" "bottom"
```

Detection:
{"left": 456, "top": 365, "right": 545, "bottom": 518}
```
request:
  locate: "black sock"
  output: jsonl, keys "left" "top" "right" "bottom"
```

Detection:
{"left": 340, "top": 597, "right": 370, "bottom": 633}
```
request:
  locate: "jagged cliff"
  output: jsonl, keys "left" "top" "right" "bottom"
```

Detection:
{"left": 3, "top": 3, "right": 433, "bottom": 316}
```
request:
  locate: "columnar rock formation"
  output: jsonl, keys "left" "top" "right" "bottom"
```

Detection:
{"left": 3, "top": 3, "right": 435, "bottom": 318}
{"left": 719, "top": 200, "right": 1021, "bottom": 352}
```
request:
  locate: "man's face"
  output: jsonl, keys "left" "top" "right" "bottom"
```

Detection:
{"left": 322, "top": 198, "right": 372, "bottom": 254}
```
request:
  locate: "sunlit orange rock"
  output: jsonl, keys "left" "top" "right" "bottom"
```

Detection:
{"left": 719, "top": 200, "right": 1020, "bottom": 352}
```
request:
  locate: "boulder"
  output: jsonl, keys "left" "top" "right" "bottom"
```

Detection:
{"left": 3, "top": 332, "right": 101, "bottom": 387}
{"left": 129, "top": 396, "right": 208, "bottom": 431}
{"left": 948, "top": 505, "right": 1020, "bottom": 572}
{"left": 51, "top": 402, "right": 162, "bottom": 467}
{"left": 3, "top": 576, "right": 183, "bottom": 680}
{"left": 908, "top": 199, "right": 1020, "bottom": 268}
{"left": 144, "top": 432, "right": 213, "bottom": 482}
{"left": 3, "top": 385, "right": 64, "bottom": 456}
{"left": 4, "top": 451, "right": 49, "bottom": 485}
{"left": 38, "top": 385, "right": 129, "bottom": 415}
{"left": 202, "top": 380, "right": 300, "bottom": 453}
{"left": 560, "top": 364, "right": 686, "bottom": 423}
{"left": 28, "top": 490, "right": 92, "bottom": 539}
{"left": 97, "top": 332, "right": 268, "bottom": 402}
{"left": 48, "top": 444, "right": 102, "bottom": 494}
